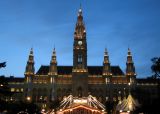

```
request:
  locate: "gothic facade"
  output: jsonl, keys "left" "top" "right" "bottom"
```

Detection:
{"left": 23, "top": 7, "right": 136, "bottom": 104}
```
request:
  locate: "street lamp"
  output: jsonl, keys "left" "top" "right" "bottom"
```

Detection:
{"left": 128, "top": 82, "right": 131, "bottom": 86}
{"left": 26, "top": 96, "right": 31, "bottom": 101}
{"left": 128, "top": 82, "right": 131, "bottom": 94}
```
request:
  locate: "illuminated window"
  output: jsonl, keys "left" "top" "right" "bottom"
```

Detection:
{"left": 11, "top": 88, "right": 15, "bottom": 92}
{"left": 21, "top": 88, "right": 23, "bottom": 92}
{"left": 50, "top": 77, "right": 52, "bottom": 83}
{"left": 16, "top": 89, "right": 20, "bottom": 92}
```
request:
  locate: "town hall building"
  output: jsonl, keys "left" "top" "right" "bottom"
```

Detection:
{"left": 23, "top": 7, "right": 136, "bottom": 104}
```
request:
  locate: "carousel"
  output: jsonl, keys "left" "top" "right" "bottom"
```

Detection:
{"left": 45, "top": 95, "right": 106, "bottom": 114}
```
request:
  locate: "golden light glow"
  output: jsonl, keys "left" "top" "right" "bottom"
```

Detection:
{"left": 11, "top": 88, "right": 15, "bottom": 92}
{"left": 27, "top": 96, "right": 31, "bottom": 101}
{"left": 60, "top": 105, "right": 102, "bottom": 113}
{"left": 73, "top": 99, "right": 87, "bottom": 104}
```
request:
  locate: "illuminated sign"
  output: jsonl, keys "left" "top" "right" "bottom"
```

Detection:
{"left": 73, "top": 99, "right": 87, "bottom": 104}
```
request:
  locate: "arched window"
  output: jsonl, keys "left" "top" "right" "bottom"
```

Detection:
{"left": 78, "top": 54, "right": 82, "bottom": 63}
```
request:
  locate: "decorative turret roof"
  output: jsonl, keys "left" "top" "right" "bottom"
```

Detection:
{"left": 25, "top": 48, "right": 35, "bottom": 75}
{"left": 74, "top": 5, "right": 86, "bottom": 39}
{"left": 50, "top": 47, "right": 57, "bottom": 64}
{"left": 126, "top": 48, "right": 136, "bottom": 76}
{"left": 103, "top": 48, "right": 112, "bottom": 76}
{"left": 30, "top": 48, "right": 33, "bottom": 55}
{"left": 104, "top": 48, "right": 110, "bottom": 64}
{"left": 126, "top": 48, "right": 134, "bottom": 64}
{"left": 78, "top": 4, "right": 82, "bottom": 16}
{"left": 48, "top": 48, "right": 57, "bottom": 75}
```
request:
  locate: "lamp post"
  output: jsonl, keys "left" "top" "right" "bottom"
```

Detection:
{"left": 128, "top": 82, "right": 132, "bottom": 114}
{"left": 128, "top": 82, "right": 131, "bottom": 94}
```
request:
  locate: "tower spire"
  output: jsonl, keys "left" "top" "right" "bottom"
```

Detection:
{"left": 72, "top": 5, "right": 88, "bottom": 97}
{"left": 48, "top": 48, "right": 57, "bottom": 75}
{"left": 104, "top": 48, "right": 108, "bottom": 57}
{"left": 80, "top": 2, "right": 82, "bottom": 10}
{"left": 78, "top": 3, "right": 82, "bottom": 16}
{"left": 128, "top": 48, "right": 131, "bottom": 57}
{"left": 103, "top": 48, "right": 112, "bottom": 76}
{"left": 53, "top": 46, "right": 56, "bottom": 57}
{"left": 30, "top": 48, "right": 33, "bottom": 55}
{"left": 103, "top": 48, "right": 112, "bottom": 84}
{"left": 73, "top": 5, "right": 87, "bottom": 71}
{"left": 74, "top": 4, "right": 86, "bottom": 39}
{"left": 126, "top": 48, "right": 136, "bottom": 83}
{"left": 25, "top": 48, "right": 35, "bottom": 74}
{"left": 25, "top": 48, "right": 35, "bottom": 83}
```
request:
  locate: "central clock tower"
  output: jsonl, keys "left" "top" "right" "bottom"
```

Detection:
{"left": 73, "top": 8, "right": 87, "bottom": 70}
{"left": 72, "top": 7, "right": 88, "bottom": 97}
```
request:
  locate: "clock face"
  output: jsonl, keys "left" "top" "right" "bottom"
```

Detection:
{"left": 78, "top": 41, "right": 82, "bottom": 45}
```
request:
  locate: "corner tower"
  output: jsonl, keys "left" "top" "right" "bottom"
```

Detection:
{"left": 48, "top": 48, "right": 57, "bottom": 76}
{"left": 25, "top": 48, "right": 35, "bottom": 83}
{"left": 126, "top": 48, "right": 136, "bottom": 83}
{"left": 72, "top": 6, "right": 88, "bottom": 97}
{"left": 103, "top": 48, "right": 112, "bottom": 84}
{"left": 48, "top": 48, "right": 57, "bottom": 101}
{"left": 24, "top": 48, "right": 35, "bottom": 101}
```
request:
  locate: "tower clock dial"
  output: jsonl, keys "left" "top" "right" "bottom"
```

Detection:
{"left": 78, "top": 41, "right": 82, "bottom": 45}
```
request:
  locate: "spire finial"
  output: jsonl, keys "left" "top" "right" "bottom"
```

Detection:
{"left": 128, "top": 45, "right": 130, "bottom": 52}
{"left": 80, "top": 2, "right": 82, "bottom": 9}
{"left": 128, "top": 47, "right": 130, "bottom": 52}
{"left": 52, "top": 45, "right": 56, "bottom": 57}
{"left": 104, "top": 48, "right": 108, "bottom": 56}
{"left": 30, "top": 48, "right": 33, "bottom": 55}
{"left": 54, "top": 44, "right": 55, "bottom": 51}
{"left": 128, "top": 45, "right": 131, "bottom": 52}
{"left": 105, "top": 48, "right": 107, "bottom": 53}
{"left": 128, "top": 48, "right": 131, "bottom": 54}
{"left": 78, "top": 3, "right": 82, "bottom": 16}
{"left": 105, "top": 44, "right": 108, "bottom": 52}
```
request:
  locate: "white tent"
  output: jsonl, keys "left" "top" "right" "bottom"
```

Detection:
{"left": 116, "top": 94, "right": 140, "bottom": 112}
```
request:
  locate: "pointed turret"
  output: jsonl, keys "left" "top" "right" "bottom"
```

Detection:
{"left": 48, "top": 48, "right": 57, "bottom": 100}
{"left": 48, "top": 48, "right": 57, "bottom": 76}
{"left": 74, "top": 6, "right": 86, "bottom": 39}
{"left": 25, "top": 48, "right": 35, "bottom": 83}
{"left": 103, "top": 48, "right": 112, "bottom": 84}
{"left": 126, "top": 48, "right": 136, "bottom": 83}
{"left": 103, "top": 48, "right": 112, "bottom": 75}
{"left": 25, "top": 48, "right": 35, "bottom": 75}
{"left": 104, "top": 48, "right": 109, "bottom": 63}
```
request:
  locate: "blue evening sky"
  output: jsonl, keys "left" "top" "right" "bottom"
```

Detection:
{"left": 0, "top": 0, "right": 160, "bottom": 78}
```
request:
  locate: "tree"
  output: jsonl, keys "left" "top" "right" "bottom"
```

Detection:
{"left": 0, "top": 62, "right": 6, "bottom": 69}
{"left": 49, "top": 99, "right": 60, "bottom": 113}
{"left": 0, "top": 76, "right": 13, "bottom": 113}
{"left": 151, "top": 57, "right": 160, "bottom": 79}
{"left": 105, "top": 100, "right": 114, "bottom": 114}
{"left": 6, "top": 101, "right": 41, "bottom": 114}
{"left": 0, "top": 76, "right": 12, "bottom": 99}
